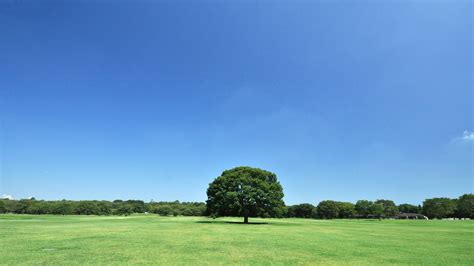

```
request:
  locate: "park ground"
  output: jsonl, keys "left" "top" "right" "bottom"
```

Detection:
{"left": 0, "top": 215, "right": 473, "bottom": 265}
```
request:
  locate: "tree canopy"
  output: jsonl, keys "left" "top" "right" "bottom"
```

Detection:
{"left": 375, "top": 199, "right": 399, "bottom": 217}
{"left": 206, "top": 166, "right": 285, "bottom": 223}
{"left": 316, "top": 200, "right": 340, "bottom": 219}
{"left": 455, "top": 194, "right": 474, "bottom": 218}
{"left": 398, "top": 203, "right": 422, "bottom": 214}
{"left": 286, "top": 203, "right": 317, "bottom": 218}
{"left": 422, "top": 198, "right": 457, "bottom": 219}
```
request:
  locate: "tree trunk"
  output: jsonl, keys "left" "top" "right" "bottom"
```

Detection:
{"left": 243, "top": 209, "right": 249, "bottom": 224}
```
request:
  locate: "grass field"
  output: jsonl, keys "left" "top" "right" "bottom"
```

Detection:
{"left": 1, "top": 215, "right": 473, "bottom": 265}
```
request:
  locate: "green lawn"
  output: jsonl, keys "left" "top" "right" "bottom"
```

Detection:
{"left": 0, "top": 215, "right": 473, "bottom": 265}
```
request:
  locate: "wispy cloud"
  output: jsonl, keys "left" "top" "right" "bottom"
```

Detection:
{"left": 452, "top": 130, "right": 474, "bottom": 144}
{"left": 461, "top": 131, "right": 474, "bottom": 141}
{"left": 1, "top": 194, "right": 14, "bottom": 200}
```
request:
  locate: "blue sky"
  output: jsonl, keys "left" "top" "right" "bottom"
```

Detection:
{"left": 1, "top": 1, "right": 472, "bottom": 205}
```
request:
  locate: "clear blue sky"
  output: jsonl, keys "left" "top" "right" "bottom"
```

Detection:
{"left": 1, "top": 1, "right": 472, "bottom": 205}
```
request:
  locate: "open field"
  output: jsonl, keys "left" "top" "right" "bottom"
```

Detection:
{"left": 1, "top": 215, "right": 473, "bottom": 265}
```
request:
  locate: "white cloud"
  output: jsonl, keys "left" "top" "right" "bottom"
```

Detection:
{"left": 462, "top": 130, "right": 474, "bottom": 141}
{"left": 1, "top": 194, "right": 14, "bottom": 200}
{"left": 451, "top": 130, "right": 474, "bottom": 145}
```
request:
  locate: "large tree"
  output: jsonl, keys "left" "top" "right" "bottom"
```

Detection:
{"left": 206, "top": 166, "right": 285, "bottom": 223}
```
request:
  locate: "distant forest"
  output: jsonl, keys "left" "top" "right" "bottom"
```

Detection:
{"left": 1, "top": 194, "right": 472, "bottom": 219}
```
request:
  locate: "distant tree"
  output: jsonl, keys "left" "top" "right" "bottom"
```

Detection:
{"left": 0, "top": 199, "right": 206, "bottom": 217}
{"left": 398, "top": 204, "right": 422, "bottom": 214}
{"left": 355, "top": 200, "right": 384, "bottom": 218}
{"left": 52, "top": 201, "right": 74, "bottom": 215}
{"left": 336, "top": 202, "right": 356, "bottom": 218}
{"left": 455, "top": 194, "right": 474, "bottom": 218}
{"left": 125, "top": 200, "right": 146, "bottom": 213}
{"left": 26, "top": 201, "right": 51, "bottom": 214}
{"left": 153, "top": 205, "right": 174, "bottom": 216}
{"left": 9, "top": 200, "right": 28, "bottom": 214}
{"left": 74, "top": 201, "right": 99, "bottom": 215}
{"left": 206, "top": 166, "right": 285, "bottom": 223}
{"left": 375, "top": 199, "right": 399, "bottom": 217}
{"left": 179, "top": 202, "right": 206, "bottom": 216}
{"left": 191, "top": 203, "right": 206, "bottom": 216}
{"left": 96, "top": 202, "right": 112, "bottom": 215}
{"left": 0, "top": 201, "right": 5, "bottom": 213}
{"left": 422, "top": 198, "right": 456, "bottom": 219}
{"left": 196, "top": 203, "right": 206, "bottom": 215}
{"left": 368, "top": 202, "right": 384, "bottom": 218}
{"left": 287, "top": 203, "right": 317, "bottom": 218}
{"left": 355, "top": 200, "right": 372, "bottom": 217}
{"left": 181, "top": 207, "right": 194, "bottom": 216}
{"left": 114, "top": 204, "right": 133, "bottom": 216}
{"left": 317, "top": 200, "right": 340, "bottom": 219}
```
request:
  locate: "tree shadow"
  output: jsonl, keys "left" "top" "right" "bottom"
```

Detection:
{"left": 195, "top": 220, "right": 269, "bottom": 225}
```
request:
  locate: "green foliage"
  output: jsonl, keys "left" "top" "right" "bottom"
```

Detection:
{"left": 25, "top": 201, "right": 51, "bottom": 214}
{"left": 152, "top": 205, "right": 174, "bottom": 216}
{"left": 375, "top": 199, "right": 399, "bottom": 217}
{"left": 96, "top": 202, "right": 112, "bottom": 215}
{"left": 286, "top": 203, "right": 317, "bottom": 218}
{"left": 206, "top": 166, "right": 285, "bottom": 223}
{"left": 398, "top": 203, "right": 422, "bottom": 214}
{"left": 123, "top": 200, "right": 146, "bottom": 213}
{"left": 422, "top": 198, "right": 457, "bottom": 219}
{"left": 0, "top": 198, "right": 206, "bottom": 217}
{"left": 336, "top": 202, "right": 356, "bottom": 218}
{"left": 355, "top": 200, "right": 384, "bottom": 218}
{"left": 1, "top": 193, "right": 470, "bottom": 220}
{"left": 149, "top": 201, "right": 206, "bottom": 216}
{"left": 316, "top": 200, "right": 340, "bottom": 219}
{"left": 114, "top": 204, "right": 134, "bottom": 216}
{"left": 355, "top": 200, "right": 372, "bottom": 217}
{"left": 369, "top": 202, "right": 384, "bottom": 217}
{"left": 75, "top": 201, "right": 100, "bottom": 215}
{"left": 456, "top": 194, "right": 474, "bottom": 218}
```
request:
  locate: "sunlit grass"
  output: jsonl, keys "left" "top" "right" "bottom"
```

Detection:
{"left": 1, "top": 214, "right": 472, "bottom": 265}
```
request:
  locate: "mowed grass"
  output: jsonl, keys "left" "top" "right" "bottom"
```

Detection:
{"left": 1, "top": 215, "right": 473, "bottom": 265}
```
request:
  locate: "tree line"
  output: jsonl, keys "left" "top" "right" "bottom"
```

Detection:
{"left": 286, "top": 194, "right": 473, "bottom": 219}
{"left": 1, "top": 194, "right": 471, "bottom": 219}
{"left": 0, "top": 167, "right": 471, "bottom": 220}
{"left": 0, "top": 199, "right": 206, "bottom": 217}
{"left": 204, "top": 167, "right": 473, "bottom": 222}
